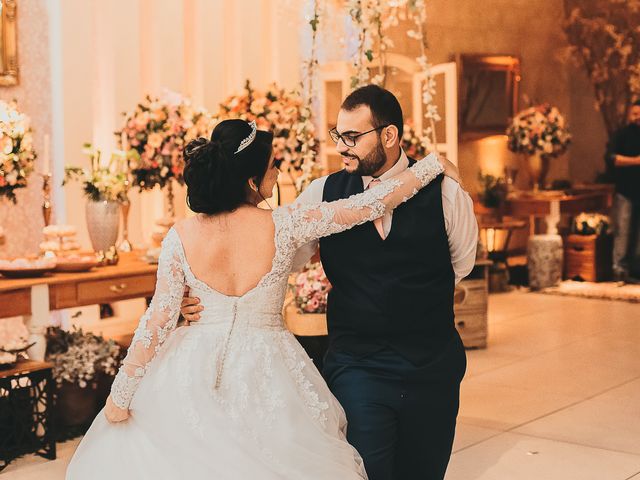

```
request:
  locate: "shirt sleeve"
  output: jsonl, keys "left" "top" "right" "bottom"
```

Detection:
{"left": 442, "top": 176, "right": 479, "bottom": 284}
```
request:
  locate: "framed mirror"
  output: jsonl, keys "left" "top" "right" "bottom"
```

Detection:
{"left": 0, "top": 0, "right": 18, "bottom": 86}
{"left": 457, "top": 54, "right": 520, "bottom": 138}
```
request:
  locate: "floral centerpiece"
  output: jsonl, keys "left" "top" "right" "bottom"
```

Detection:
{"left": 116, "top": 91, "right": 213, "bottom": 216}
{"left": 63, "top": 145, "right": 128, "bottom": 202}
{"left": 63, "top": 145, "right": 129, "bottom": 254}
{"left": 506, "top": 104, "right": 571, "bottom": 190}
{"left": 401, "top": 121, "right": 430, "bottom": 160}
{"left": 291, "top": 262, "right": 332, "bottom": 314}
{"left": 572, "top": 213, "right": 610, "bottom": 236}
{"left": 212, "top": 80, "right": 320, "bottom": 193}
{"left": 0, "top": 100, "right": 37, "bottom": 203}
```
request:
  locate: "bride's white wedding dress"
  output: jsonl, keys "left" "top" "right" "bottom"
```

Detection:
{"left": 66, "top": 155, "right": 444, "bottom": 479}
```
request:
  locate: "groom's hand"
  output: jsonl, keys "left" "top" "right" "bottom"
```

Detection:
{"left": 181, "top": 293, "right": 203, "bottom": 323}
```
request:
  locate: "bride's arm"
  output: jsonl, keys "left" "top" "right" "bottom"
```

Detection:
{"left": 274, "top": 153, "right": 444, "bottom": 249}
{"left": 105, "top": 231, "right": 185, "bottom": 422}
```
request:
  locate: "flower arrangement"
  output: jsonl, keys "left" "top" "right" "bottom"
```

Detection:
{"left": 401, "top": 121, "right": 430, "bottom": 159}
{"left": 291, "top": 262, "right": 332, "bottom": 314}
{"left": 572, "top": 213, "right": 610, "bottom": 236}
{"left": 116, "top": 91, "right": 213, "bottom": 190}
{"left": 46, "top": 326, "right": 121, "bottom": 388}
{"left": 506, "top": 104, "right": 572, "bottom": 158}
{"left": 212, "top": 80, "right": 320, "bottom": 193}
{"left": 0, "top": 100, "right": 37, "bottom": 203}
{"left": 63, "top": 144, "right": 128, "bottom": 202}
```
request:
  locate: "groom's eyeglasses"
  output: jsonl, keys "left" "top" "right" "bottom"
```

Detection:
{"left": 329, "top": 125, "right": 389, "bottom": 148}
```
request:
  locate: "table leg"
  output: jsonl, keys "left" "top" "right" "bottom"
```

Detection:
{"left": 25, "top": 284, "right": 50, "bottom": 361}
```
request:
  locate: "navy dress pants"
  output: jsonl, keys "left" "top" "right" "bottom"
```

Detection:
{"left": 323, "top": 334, "right": 466, "bottom": 480}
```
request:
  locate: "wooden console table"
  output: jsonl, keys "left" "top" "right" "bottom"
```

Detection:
{"left": 0, "top": 253, "right": 157, "bottom": 360}
{"left": 506, "top": 187, "right": 613, "bottom": 235}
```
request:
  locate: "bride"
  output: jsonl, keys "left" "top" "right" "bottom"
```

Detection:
{"left": 66, "top": 119, "right": 448, "bottom": 479}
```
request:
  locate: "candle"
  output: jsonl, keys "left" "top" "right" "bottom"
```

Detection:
{"left": 120, "top": 131, "right": 129, "bottom": 152}
{"left": 43, "top": 134, "right": 51, "bottom": 174}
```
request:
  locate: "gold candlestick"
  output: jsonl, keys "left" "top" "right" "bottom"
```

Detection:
{"left": 119, "top": 160, "right": 132, "bottom": 251}
{"left": 41, "top": 173, "right": 52, "bottom": 226}
{"left": 119, "top": 195, "right": 132, "bottom": 252}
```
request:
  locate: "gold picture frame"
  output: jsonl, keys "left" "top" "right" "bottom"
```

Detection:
{"left": 0, "top": 0, "right": 18, "bottom": 86}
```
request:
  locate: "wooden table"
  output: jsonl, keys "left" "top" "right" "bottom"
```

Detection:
{"left": 0, "top": 253, "right": 157, "bottom": 360}
{"left": 505, "top": 187, "right": 613, "bottom": 235}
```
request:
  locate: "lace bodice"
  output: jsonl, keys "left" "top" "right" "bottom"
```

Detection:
{"left": 110, "top": 155, "right": 444, "bottom": 409}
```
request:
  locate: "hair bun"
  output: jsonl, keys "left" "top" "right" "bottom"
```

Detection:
{"left": 184, "top": 138, "right": 219, "bottom": 168}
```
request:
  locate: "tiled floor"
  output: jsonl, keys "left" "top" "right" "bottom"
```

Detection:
{"left": 2, "top": 290, "right": 640, "bottom": 479}
{"left": 448, "top": 290, "right": 640, "bottom": 480}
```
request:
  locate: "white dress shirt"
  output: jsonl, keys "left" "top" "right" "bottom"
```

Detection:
{"left": 291, "top": 151, "right": 479, "bottom": 284}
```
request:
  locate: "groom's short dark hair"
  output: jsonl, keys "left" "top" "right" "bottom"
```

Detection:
{"left": 341, "top": 84, "right": 404, "bottom": 138}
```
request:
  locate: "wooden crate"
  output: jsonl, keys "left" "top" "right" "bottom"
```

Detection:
{"left": 454, "top": 261, "right": 490, "bottom": 349}
{"left": 563, "top": 234, "right": 612, "bottom": 282}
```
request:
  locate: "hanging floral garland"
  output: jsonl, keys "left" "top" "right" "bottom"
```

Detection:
{"left": 406, "top": 0, "right": 440, "bottom": 149}
{"left": 293, "top": 0, "right": 322, "bottom": 193}
{"left": 344, "top": 1, "right": 440, "bottom": 148}
{"left": 346, "top": 0, "right": 373, "bottom": 89}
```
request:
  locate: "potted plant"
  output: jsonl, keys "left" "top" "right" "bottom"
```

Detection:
{"left": 478, "top": 173, "right": 508, "bottom": 215}
{"left": 45, "top": 327, "right": 121, "bottom": 427}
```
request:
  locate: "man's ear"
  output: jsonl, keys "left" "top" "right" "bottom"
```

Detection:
{"left": 383, "top": 125, "right": 399, "bottom": 148}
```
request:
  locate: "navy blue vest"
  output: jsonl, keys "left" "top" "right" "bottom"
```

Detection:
{"left": 320, "top": 160, "right": 455, "bottom": 365}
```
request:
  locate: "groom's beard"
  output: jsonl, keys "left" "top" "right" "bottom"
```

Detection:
{"left": 343, "top": 140, "right": 387, "bottom": 176}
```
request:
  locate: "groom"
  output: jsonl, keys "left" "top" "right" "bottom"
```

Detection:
{"left": 182, "top": 85, "right": 477, "bottom": 480}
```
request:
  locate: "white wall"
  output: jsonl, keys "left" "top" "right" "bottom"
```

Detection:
{"left": 56, "top": 0, "right": 304, "bottom": 249}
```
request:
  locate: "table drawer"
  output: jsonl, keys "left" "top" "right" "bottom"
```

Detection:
{"left": 77, "top": 274, "right": 156, "bottom": 304}
{"left": 0, "top": 288, "right": 31, "bottom": 317}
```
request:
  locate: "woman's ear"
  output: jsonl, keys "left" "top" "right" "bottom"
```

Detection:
{"left": 248, "top": 178, "right": 259, "bottom": 192}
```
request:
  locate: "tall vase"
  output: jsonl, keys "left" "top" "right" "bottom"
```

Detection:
{"left": 86, "top": 199, "right": 120, "bottom": 253}
{"left": 525, "top": 152, "right": 550, "bottom": 192}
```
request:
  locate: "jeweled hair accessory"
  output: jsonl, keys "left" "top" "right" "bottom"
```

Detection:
{"left": 234, "top": 120, "right": 257, "bottom": 154}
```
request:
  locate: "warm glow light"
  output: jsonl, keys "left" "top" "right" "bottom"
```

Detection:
{"left": 477, "top": 134, "right": 510, "bottom": 178}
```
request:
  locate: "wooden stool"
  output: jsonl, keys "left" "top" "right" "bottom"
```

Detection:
{"left": 0, "top": 361, "right": 56, "bottom": 471}
{"left": 454, "top": 260, "right": 491, "bottom": 349}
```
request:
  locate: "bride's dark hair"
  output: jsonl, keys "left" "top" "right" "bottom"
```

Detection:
{"left": 183, "top": 119, "right": 274, "bottom": 215}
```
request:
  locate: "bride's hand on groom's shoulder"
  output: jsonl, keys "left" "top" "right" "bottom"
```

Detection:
{"left": 430, "top": 154, "right": 461, "bottom": 185}
{"left": 181, "top": 292, "right": 203, "bottom": 324}
{"left": 104, "top": 395, "right": 130, "bottom": 423}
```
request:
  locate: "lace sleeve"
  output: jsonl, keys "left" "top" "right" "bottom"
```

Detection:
{"left": 110, "top": 229, "right": 185, "bottom": 409}
{"left": 274, "top": 153, "right": 444, "bottom": 250}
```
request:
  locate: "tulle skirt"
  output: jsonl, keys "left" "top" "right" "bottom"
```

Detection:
{"left": 66, "top": 323, "right": 367, "bottom": 479}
